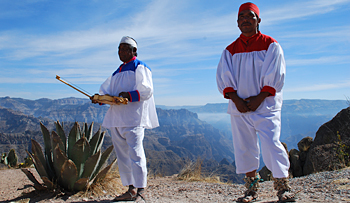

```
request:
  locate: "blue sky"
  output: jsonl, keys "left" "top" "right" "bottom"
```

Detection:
{"left": 1, "top": 0, "right": 349, "bottom": 106}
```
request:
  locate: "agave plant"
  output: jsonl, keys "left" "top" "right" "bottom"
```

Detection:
{"left": 22, "top": 121, "right": 116, "bottom": 192}
{"left": 1, "top": 149, "right": 18, "bottom": 167}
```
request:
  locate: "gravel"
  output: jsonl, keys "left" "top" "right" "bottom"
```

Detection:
{"left": 1, "top": 167, "right": 349, "bottom": 202}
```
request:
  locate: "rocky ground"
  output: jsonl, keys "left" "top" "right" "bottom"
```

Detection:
{"left": 1, "top": 167, "right": 350, "bottom": 203}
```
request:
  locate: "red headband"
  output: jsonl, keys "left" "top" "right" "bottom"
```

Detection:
{"left": 238, "top": 2, "right": 259, "bottom": 17}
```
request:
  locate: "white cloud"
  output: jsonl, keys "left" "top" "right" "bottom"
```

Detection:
{"left": 285, "top": 81, "right": 350, "bottom": 92}
{"left": 262, "top": 0, "right": 350, "bottom": 24}
{"left": 287, "top": 56, "right": 350, "bottom": 66}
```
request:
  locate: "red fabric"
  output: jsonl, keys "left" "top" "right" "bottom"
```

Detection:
{"left": 238, "top": 2, "right": 260, "bottom": 17}
{"left": 223, "top": 87, "right": 236, "bottom": 99}
{"left": 226, "top": 32, "right": 277, "bottom": 55}
{"left": 261, "top": 86, "right": 276, "bottom": 96}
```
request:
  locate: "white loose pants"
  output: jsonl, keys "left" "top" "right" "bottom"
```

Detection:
{"left": 230, "top": 111, "right": 290, "bottom": 178}
{"left": 109, "top": 126, "right": 147, "bottom": 188}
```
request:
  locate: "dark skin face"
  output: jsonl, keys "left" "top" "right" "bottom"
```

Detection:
{"left": 118, "top": 43, "right": 137, "bottom": 63}
{"left": 237, "top": 10, "right": 261, "bottom": 37}
{"left": 116, "top": 43, "right": 137, "bottom": 102}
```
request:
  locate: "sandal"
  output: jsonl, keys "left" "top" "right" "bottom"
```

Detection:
{"left": 112, "top": 190, "right": 137, "bottom": 202}
{"left": 237, "top": 175, "right": 260, "bottom": 202}
{"left": 277, "top": 189, "right": 296, "bottom": 202}
{"left": 112, "top": 190, "right": 146, "bottom": 202}
{"left": 237, "top": 190, "right": 258, "bottom": 202}
{"left": 135, "top": 192, "right": 146, "bottom": 203}
{"left": 273, "top": 177, "right": 296, "bottom": 202}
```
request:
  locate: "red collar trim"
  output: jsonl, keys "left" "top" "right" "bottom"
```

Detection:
{"left": 123, "top": 56, "right": 137, "bottom": 65}
{"left": 239, "top": 31, "right": 261, "bottom": 41}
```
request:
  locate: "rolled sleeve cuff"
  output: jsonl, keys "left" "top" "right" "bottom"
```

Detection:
{"left": 223, "top": 87, "right": 236, "bottom": 99}
{"left": 261, "top": 86, "right": 276, "bottom": 96}
{"left": 128, "top": 90, "right": 140, "bottom": 102}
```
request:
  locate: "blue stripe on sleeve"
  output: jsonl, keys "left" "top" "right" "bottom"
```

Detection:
{"left": 129, "top": 90, "right": 140, "bottom": 102}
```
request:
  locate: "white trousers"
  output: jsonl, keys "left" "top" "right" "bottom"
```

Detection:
{"left": 230, "top": 111, "right": 290, "bottom": 178}
{"left": 109, "top": 126, "right": 147, "bottom": 188}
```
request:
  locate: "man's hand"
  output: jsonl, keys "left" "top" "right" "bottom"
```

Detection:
{"left": 90, "top": 94, "right": 99, "bottom": 104}
{"left": 118, "top": 92, "right": 131, "bottom": 102}
{"left": 244, "top": 92, "right": 270, "bottom": 111}
{"left": 226, "top": 92, "right": 250, "bottom": 113}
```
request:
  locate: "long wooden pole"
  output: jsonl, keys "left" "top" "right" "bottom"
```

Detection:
{"left": 55, "top": 75, "right": 91, "bottom": 98}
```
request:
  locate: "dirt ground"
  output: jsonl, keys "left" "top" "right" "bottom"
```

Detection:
{"left": 1, "top": 167, "right": 350, "bottom": 203}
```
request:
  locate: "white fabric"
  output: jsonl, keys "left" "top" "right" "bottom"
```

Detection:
{"left": 120, "top": 36, "right": 137, "bottom": 48}
{"left": 216, "top": 42, "right": 286, "bottom": 115}
{"left": 109, "top": 126, "right": 147, "bottom": 188}
{"left": 230, "top": 111, "right": 290, "bottom": 178}
{"left": 99, "top": 63, "right": 159, "bottom": 129}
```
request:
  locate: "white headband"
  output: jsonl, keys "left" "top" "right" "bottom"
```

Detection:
{"left": 120, "top": 36, "right": 137, "bottom": 48}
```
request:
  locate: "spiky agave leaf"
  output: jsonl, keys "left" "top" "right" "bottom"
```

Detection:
{"left": 90, "top": 145, "right": 114, "bottom": 181}
{"left": 30, "top": 140, "right": 49, "bottom": 178}
{"left": 40, "top": 122, "right": 55, "bottom": 179}
{"left": 88, "top": 126, "right": 102, "bottom": 156}
{"left": 93, "top": 158, "right": 117, "bottom": 183}
{"left": 51, "top": 131, "right": 65, "bottom": 155}
{"left": 81, "top": 122, "right": 85, "bottom": 138}
{"left": 30, "top": 140, "right": 46, "bottom": 170}
{"left": 88, "top": 122, "right": 94, "bottom": 141}
{"left": 74, "top": 177, "right": 89, "bottom": 191}
{"left": 26, "top": 150, "right": 53, "bottom": 188}
{"left": 71, "top": 137, "right": 90, "bottom": 178}
{"left": 80, "top": 150, "right": 101, "bottom": 179}
{"left": 39, "top": 122, "right": 52, "bottom": 159}
{"left": 52, "top": 144, "right": 68, "bottom": 184}
{"left": 67, "top": 122, "right": 80, "bottom": 159}
{"left": 21, "top": 168, "right": 47, "bottom": 190}
{"left": 61, "top": 159, "right": 78, "bottom": 191}
{"left": 85, "top": 122, "right": 94, "bottom": 141}
{"left": 41, "top": 176, "right": 54, "bottom": 190}
{"left": 55, "top": 121, "right": 67, "bottom": 153}
{"left": 92, "top": 131, "right": 106, "bottom": 157}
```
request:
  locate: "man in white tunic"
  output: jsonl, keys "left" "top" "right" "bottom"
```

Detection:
{"left": 97, "top": 36, "right": 159, "bottom": 201}
{"left": 216, "top": 2, "right": 295, "bottom": 202}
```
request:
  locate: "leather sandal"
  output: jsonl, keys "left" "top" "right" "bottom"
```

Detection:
{"left": 112, "top": 190, "right": 146, "bottom": 202}
{"left": 237, "top": 190, "right": 258, "bottom": 202}
{"left": 277, "top": 189, "right": 296, "bottom": 202}
{"left": 112, "top": 190, "right": 137, "bottom": 202}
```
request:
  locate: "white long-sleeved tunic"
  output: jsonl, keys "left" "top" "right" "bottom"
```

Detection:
{"left": 216, "top": 32, "right": 286, "bottom": 115}
{"left": 99, "top": 57, "right": 159, "bottom": 129}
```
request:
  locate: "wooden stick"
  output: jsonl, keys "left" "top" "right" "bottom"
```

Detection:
{"left": 56, "top": 75, "right": 91, "bottom": 98}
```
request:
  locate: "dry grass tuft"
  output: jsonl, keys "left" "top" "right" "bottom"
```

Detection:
{"left": 75, "top": 167, "right": 126, "bottom": 198}
{"left": 176, "top": 159, "right": 222, "bottom": 184}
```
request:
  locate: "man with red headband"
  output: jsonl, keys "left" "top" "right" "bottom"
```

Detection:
{"left": 216, "top": 2, "right": 295, "bottom": 202}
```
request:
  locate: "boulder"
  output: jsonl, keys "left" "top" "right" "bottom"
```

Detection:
{"left": 303, "top": 107, "right": 350, "bottom": 175}
{"left": 259, "top": 166, "right": 272, "bottom": 181}
{"left": 289, "top": 149, "right": 303, "bottom": 177}
{"left": 298, "top": 136, "right": 313, "bottom": 152}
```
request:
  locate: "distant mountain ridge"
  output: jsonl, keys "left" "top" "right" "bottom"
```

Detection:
{"left": 0, "top": 97, "right": 348, "bottom": 183}
{"left": 1, "top": 97, "right": 348, "bottom": 150}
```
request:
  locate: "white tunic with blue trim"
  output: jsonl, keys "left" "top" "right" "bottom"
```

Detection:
{"left": 99, "top": 57, "right": 159, "bottom": 129}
